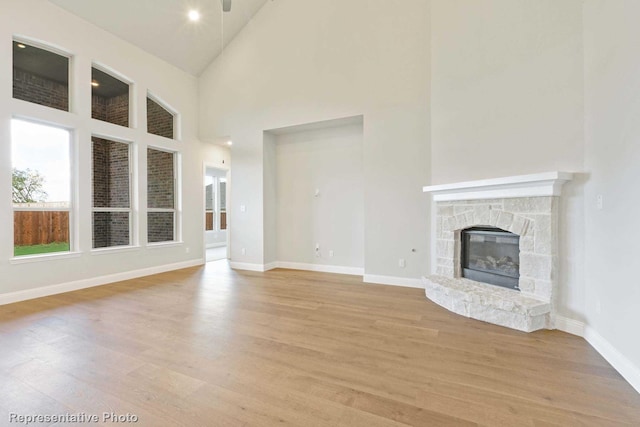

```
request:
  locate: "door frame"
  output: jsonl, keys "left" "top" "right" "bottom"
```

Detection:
{"left": 202, "top": 162, "right": 230, "bottom": 263}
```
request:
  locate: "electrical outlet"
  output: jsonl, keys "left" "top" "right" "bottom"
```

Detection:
{"left": 596, "top": 195, "right": 604, "bottom": 210}
{"left": 240, "top": 204, "right": 246, "bottom": 212}
{"left": 329, "top": 250, "right": 334, "bottom": 258}
{"left": 185, "top": 247, "right": 190, "bottom": 254}
{"left": 399, "top": 259, "right": 406, "bottom": 268}
{"left": 241, "top": 248, "right": 246, "bottom": 255}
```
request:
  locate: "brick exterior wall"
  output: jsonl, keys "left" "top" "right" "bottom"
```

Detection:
{"left": 92, "top": 137, "right": 130, "bottom": 248}
{"left": 147, "top": 149, "right": 174, "bottom": 209}
{"left": 13, "top": 68, "right": 179, "bottom": 245}
{"left": 147, "top": 148, "right": 175, "bottom": 242}
{"left": 147, "top": 212, "right": 175, "bottom": 243}
{"left": 13, "top": 67, "right": 129, "bottom": 127}
{"left": 92, "top": 93, "right": 129, "bottom": 127}
{"left": 147, "top": 97, "right": 174, "bottom": 139}
{"left": 93, "top": 212, "right": 130, "bottom": 248}
{"left": 13, "top": 68, "right": 68, "bottom": 111}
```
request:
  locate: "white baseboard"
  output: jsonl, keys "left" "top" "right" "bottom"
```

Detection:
{"left": 584, "top": 326, "right": 640, "bottom": 394}
{"left": 363, "top": 274, "right": 424, "bottom": 289}
{"left": 206, "top": 242, "right": 227, "bottom": 249}
{"left": 275, "top": 261, "right": 363, "bottom": 276}
{"left": 263, "top": 262, "right": 279, "bottom": 271}
{"left": 0, "top": 259, "right": 204, "bottom": 306}
{"left": 555, "top": 315, "right": 586, "bottom": 337}
{"left": 229, "top": 262, "right": 268, "bottom": 272}
{"left": 554, "top": 315, "right": 640, "bottom": 394}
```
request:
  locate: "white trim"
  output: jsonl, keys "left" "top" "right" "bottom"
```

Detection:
{"left": 422, "top": 171, "right": 574, "bottom": 201}
{"left": 90, "top": 245, "right": 141, "bottom": 256}
{"left": 554, "top": 317, "right": 640, "bottom": 394}
{"left": 584, "top": 326, "right": 640, "bottom": 394}
{"left": 364, "top": 274, "right": 424, "bottom": 289}
{"left": 264, "top": 262, "right": 279, "bottom": 271}
{"left": 206, "top": 242, "right": 227, "bottom": 249}
{"left": 0, "top": 259, "right": 203, "bottom": 306}
{"left": 229, "top": 262, "right": 268, "bottom": 272}
{"left": 276, "top": 262, "right": 363, "bottom": 276}
{"left": 10, "top": 251, "right": 82, "bottom": 264}
{"left": 555, "top": 315, "right": 586, "bottom": 337}
{"left": 146, "top": 241, "right": 183, "bottom": 249}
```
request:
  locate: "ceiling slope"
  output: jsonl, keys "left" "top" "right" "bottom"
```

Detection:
{"left": 50, "top": 0, "right": 270, "bottom": 75}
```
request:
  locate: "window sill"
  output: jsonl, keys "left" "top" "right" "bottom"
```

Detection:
{"left": 146, "top": 241, "right": 183, "bottom": 250}
{"left": 91, "top": 245, "right": 141, "bottom": 256}
{"left": 9, "top": 251, "right": 82, "bottom": 264}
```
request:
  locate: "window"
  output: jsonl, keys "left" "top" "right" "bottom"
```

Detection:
{"left": 92, "top": 137, "right": 132, "bottom": 249}
{"left": 12, "top": 119, "right": 72, "bottom": 256}
{"left": 147, "top": 95, "right": 175, "bottom": 139}
{"left": 91, "top": 67, "right": 130, "bottom": 127}
{"left": 205, "top": 175, "right": 227, "bottom": 232}
{"left": 205, "top": 178, "right": 215, "bottom": 231}
{"left": 147, "top": 148, "right": 176, "bottom": 243}
{"left": 13, "top": 41, "right": 69, "bottom": 112}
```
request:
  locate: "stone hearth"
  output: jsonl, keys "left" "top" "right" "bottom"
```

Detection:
{"left": 422, "top": 172, "right": 572, "bottom": 332}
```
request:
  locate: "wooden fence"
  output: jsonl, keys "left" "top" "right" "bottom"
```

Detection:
{"left": 14, "top": 211, "right": 69, "bottom": 246}
{"left": 16, "top": 210, "right": 227, "bottom": 246}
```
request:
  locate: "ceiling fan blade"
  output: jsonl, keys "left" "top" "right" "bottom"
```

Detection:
{"left": 222, "top": 0, "right": 232, "bottom": 12}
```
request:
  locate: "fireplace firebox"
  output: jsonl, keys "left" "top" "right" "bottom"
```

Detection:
{"left": 461, "top": 227, "right": 520, "bottom": 290}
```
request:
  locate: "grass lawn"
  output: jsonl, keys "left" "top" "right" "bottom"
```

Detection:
{"left": 14, "top": 242, "right": 70, "bottom": 257}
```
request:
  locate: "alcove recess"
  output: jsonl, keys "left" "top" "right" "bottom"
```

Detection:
{"left": 262, "top": 116, "right": 365, "bottom": 273}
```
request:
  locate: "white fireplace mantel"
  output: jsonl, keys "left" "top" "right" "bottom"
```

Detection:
{"left": 422, "top": 171, "right": 574, "bottom": 202}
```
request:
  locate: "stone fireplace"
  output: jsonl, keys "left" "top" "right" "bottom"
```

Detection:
{"left": 422, "top": 172, "right": 573, "bottom": 332}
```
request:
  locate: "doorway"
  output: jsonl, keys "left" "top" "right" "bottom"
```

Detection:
{"left": 204, "top": 166, "right": 229, "bottom": 262}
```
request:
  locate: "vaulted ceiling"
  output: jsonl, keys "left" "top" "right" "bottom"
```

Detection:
{"left": 50, "top": 0, "right": 270, "bottom": 75}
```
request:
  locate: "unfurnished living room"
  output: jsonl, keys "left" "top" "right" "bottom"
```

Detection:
{"left": 1, "top": 0, "right": 640, "bottom": 425}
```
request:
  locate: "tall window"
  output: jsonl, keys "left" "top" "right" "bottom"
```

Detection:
{"left": 147, "top": 148, "right": 176, "bottom": 243}
{"left": 147, "top": 95, "right": 175, "bottom": 139}
{"left": 92, "top": 137, "right": 131, "bottom": 248}
{"left": 91, "top": 67, "right": 130, "bottom": 127}
{"left": 13, "top": 41, "right": 69, "bottom": 112}
{"left": 12, "top": 119, "right": 72, "bottom": 256}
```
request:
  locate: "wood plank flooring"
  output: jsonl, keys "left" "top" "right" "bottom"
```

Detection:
{"left": 1, "top": 261, "right": 639, "bottom": 426}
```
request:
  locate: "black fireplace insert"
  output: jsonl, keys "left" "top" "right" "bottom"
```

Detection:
{"left": 461, "top": 227, "right": 520, "bottom": 290}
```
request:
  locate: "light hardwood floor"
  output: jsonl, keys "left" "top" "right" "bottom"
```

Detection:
{"left": 1, "top": 261, "right": 639, "bottom": 426}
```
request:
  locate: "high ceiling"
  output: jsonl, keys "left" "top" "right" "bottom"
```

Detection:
{"left": 49, "top": 0, "right": 270, "bottom": 76}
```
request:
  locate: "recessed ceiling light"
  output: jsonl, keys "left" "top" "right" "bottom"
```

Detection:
{"left": 188, "top": 10, "right": 201, "bottom": 22}
{"left": 227, "top": 140, "right": 233, "bottom": 146}
{"left": 16, "top": 43, "right": 26, "bottom": 49}
{"left": 91, "top": 80, "right": 99, "bottom": 87}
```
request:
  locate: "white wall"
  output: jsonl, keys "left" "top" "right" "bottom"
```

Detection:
{"left": 0, "top": 0, "right": 229, "bottom": 299}
{"left": 583, "top": 0, "right": 640, "bottom": 388}
{"left": 274, "top": 123, "right": 364, "bottom": 269}
{"left": 430, "top": 0, "right": 586, "bottom": 321}
{"left": 263, "top": 131, "right": 278, "bottom": 265}
{"left": 431, "top": 0, "right": 584, "bottom": 184}
{"left": 199, "top": 0, "right": 431, "bottom": 279}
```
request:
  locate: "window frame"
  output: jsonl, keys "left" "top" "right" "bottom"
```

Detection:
{"left": 146, "top": 91, "right": 180, "bottom": 141}
{"left": 205, "top": 176, "right": 227, "bottom": 233}
{"left": 91, "top": 63, "right": 135, "bottom": 129}
{"left": 12, "top": 37, "right": 73, "bottom": 113}
{"left": 146, "top": 146, "right": 179, "bottom": 245}
{"left": 90, "top": 135, "right": 135, "bottom": 251}
{"left": 10, "top": 117, "right": 76, "bottom": 259}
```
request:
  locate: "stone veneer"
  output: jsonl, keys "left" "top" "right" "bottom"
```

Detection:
{"left": 424, "top": 196, "right": 559, "bottom": 332}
